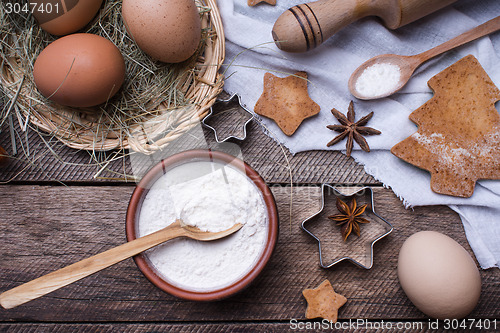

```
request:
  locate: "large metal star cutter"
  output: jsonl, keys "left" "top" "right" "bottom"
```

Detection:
{"left": 301, "top": 185, "right": 393, "bottom": 269}
{"left": 202, "top": 94, "right": 254, "bottom": 143}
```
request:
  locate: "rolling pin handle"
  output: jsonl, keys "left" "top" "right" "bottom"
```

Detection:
{"left": 272, "top": 0, "right": 457, "bottom": 53}
{"left": 272, "top": 0, "right": 374, "bottom": 53}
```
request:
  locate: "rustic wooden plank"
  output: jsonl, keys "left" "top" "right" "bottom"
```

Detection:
{"left": 0, "top": 321, "right": 449, "bottom": 332}
{"left": 0, "top": 185, "right": 497, "bottom": 322}
{"left": 0, "top": 97, "right": 375, "bottom": 184}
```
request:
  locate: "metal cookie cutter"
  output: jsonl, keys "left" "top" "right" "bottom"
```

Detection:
{"left": 301, "top": 184, "right": 393, "bottom": 269}
{"left": 202, "top": 93, "right": 254, "bottom": 143}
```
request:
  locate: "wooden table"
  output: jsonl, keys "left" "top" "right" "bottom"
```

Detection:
{"left": 0, "top": 94, "right": 498, "bottom": 332}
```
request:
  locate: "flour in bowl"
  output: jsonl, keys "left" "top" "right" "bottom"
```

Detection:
{"left": 138, "top": 161, "right": 268, "bottom": 292}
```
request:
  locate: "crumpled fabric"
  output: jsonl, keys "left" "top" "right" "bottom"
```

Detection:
{"left": 218, "top": 0, "right": 500, "bottom": 268}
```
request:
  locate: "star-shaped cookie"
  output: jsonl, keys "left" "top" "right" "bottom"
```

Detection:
{"left": 254, "top": 71, "right": 320, "bottom": 136}
{"left": 303, "top": 280, "right": 347, "bottom": 323}
{"left": 248, "top": 0, "right": 276, "bottom": 6}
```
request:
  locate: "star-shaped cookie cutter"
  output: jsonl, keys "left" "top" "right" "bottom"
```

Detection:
{"left": 301, "top": 184, "right": 393, "bottom": 269}
{"left": 202, "top": 94, "right": 254, "bottom": 143}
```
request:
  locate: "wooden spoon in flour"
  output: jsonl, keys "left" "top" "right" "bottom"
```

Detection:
{"left": 0, "top": 220, "right": 242, "bottom": 309}
{"left": 349, "top": 15, "right": 500, "bottom": 100}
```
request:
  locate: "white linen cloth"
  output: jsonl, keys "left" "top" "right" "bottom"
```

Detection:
{"left": 218, "top": 0, "right": 500, "bottom": 269}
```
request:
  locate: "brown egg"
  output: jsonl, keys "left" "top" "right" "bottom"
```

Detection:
{"left": 33, "top": 33, "right": 126, "bottom": 108}
{"left": 30, "top": 0, "right": 103, "bottom": 36}
{"left": 122, "top": 0, "right": 201, "bottom": 63}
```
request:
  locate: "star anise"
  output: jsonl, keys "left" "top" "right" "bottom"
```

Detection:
{"left": 328, "top": 197, "right": 370, "bottom": 241}
{"left": 326, "top": 101, "right": 381, "bottom": 157}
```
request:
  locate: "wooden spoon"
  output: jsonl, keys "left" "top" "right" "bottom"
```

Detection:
{"left": 349, "top": 15, "right": 500, "bottom": 100}
{"left": 0, "top": 220, "right": 242, "bottom": 309}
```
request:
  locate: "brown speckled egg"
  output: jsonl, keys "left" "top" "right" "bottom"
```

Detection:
{"left": 122, "top": 0, "right": 201, "bottom": 63}
{"left": 33, "top": 33, "right": 125, "bottom": 108}
{"left": 31, "top": 0, "right": 103, "bottom": 36}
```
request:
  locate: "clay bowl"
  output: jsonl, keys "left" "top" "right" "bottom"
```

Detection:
{"left": 126, "top": 149, "right": 279, "bottom": 301}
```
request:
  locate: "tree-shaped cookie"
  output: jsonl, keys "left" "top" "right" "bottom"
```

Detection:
{"left": 391, "top": 55, "right": 500, "bottom": 198}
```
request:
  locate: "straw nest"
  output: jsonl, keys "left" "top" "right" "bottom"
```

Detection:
{"left": 0, "top": 0, "right": 225, "bottom": 154}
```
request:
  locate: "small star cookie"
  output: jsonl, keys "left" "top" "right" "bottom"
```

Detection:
{"left": 248, "top": 0, "right": 276, "bottom": 6}
{"left": 254, "top": 71, "right": 320, "bottom": 136}
{"left": 302, "top": 280, "right": 347, "bottom": 323}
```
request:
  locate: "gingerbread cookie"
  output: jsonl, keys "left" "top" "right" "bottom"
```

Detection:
{"left": 248, "top": 0, "right": 276, "bottom": 6}
{"left": 254, "top": 71, "right": 320, "bottom": 136}
{"left": 391, "top": 55, "right": 500, "bottom": 198}
{"left": 302, "top": 280, "right": 347, "bottom": 323}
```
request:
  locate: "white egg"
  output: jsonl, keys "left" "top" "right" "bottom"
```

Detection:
{"left": 398, "top": 231, "right": 481, "bottom": 319}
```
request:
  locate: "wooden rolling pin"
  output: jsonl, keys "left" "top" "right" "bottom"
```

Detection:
{"left": 272, "top": 0, "right": 457, "bottom": 53}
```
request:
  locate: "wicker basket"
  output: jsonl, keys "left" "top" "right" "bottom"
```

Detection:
{"left": 0, "top": 0, "right": 225, "bottom": 154}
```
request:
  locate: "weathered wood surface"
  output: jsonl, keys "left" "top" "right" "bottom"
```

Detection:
{"left": 0, "top": 322, "right": 446, "bottom": 333}
{"left": 0, "top": 102, "right": 375, "bottom": 185}
{"left": 0, "top": 93, "right": 498, "bottom": 332}
{"left": 0, "top": 185, "right": 498, "bottom": 324}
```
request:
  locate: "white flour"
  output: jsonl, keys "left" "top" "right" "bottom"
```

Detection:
{"left": 138, "top": 161, "right": 268, "bottom": 292}
{"left": 355, "top": 63, "right": 401, "bottom": 98}
{"left": 412, "top": 127, "right": 500, "bottom": 176}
